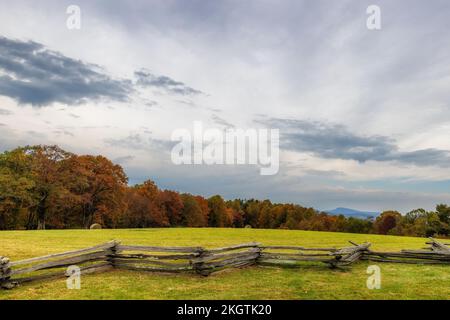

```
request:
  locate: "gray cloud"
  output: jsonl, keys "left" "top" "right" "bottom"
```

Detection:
{"left": 25, "top": 130, "right": 47, "bottom": 139}
{"left": 0, "top": 36, "right": 132, "bottom": 106}
{"left": 105, "top": 134, "right": 147, "bottom": 150}
{"left": 0, "top": 108, "right": 13, "bottom": 115}
{"left": 144, "top": 100, "right": 158, "bottom": 109}
{"left": 135, "top": 69, "right": 203, "bottom": 96}
{"left": 113, "top": 155, "right": 135, "bottom": 165}
{"left": 105, "top": 133, "right": 175, "bottom": 152}
{"left": 259, "top": 118, "right": 450, "bottom": 167}
{"left": 53, "top": 129, "right": 74, "bottom": 137}
{"left": 211, "top": 114, "right": 234, "bottom": 128}
{"left": 69, "top": 113, "right": 80, "bottom": 119}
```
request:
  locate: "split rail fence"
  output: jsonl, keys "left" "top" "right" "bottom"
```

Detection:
{"left": 1, "top": 238, "right": 449, "bottom": 289}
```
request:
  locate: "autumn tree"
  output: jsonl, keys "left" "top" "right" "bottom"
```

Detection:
{"left": 23, "top": 146, "right": 74, "bottom": 229}
{"left": 0, "top": 148, "right": 35, "bottom": 229}
{"left": 4, "top": 145, "right": 450, "bottom": 236}
{"left": 281, "top": 205, "right": 302, "bottom": 229}
{"left": 374, "top": 211, "right": 402, "bottom": 235}
{"left": 257, "top": 200, "right": 274, "bottom": 229}
{"left": 226, "top": 199, "right": 245, "bottom": 227}
{"left": 159, "top": 190, "right": 184, "bottom": 226}
{"left": 72, "top": 155, "right": 128, "bottom": 228}
{"left": 194, "top": 195, "right": 210, "bottom": 225}
{"left": 270, "top": 204, "right": 288, "bottom": 229}
{"left": 123, "top": 180, "right": 169, "bottom": 228}
{"left": 208, "top": 195, "right": 228, "bottom": 227}
{"left": 180, "top": 194, "right": 207, "bottom": 227}
{"left": 242, "top": 199, "right": 260, "bottom": 227}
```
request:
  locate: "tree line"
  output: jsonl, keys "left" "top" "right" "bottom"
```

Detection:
{"left": 0, "top": 145, "right": 449, "bottom": 237}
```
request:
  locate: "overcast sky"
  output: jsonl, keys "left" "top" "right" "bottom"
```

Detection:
{"left": 1, "top": 0, "right": 450, "bottom": 212}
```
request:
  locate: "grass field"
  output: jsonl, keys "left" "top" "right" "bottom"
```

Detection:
{"left": 0, "top": 228, "right": 449, "bottom": 300}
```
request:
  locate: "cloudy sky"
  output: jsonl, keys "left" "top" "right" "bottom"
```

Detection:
{"left": 1, "top": 0, "right": 450, "bottom": 212}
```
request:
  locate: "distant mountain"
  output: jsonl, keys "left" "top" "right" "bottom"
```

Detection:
{"left": 325, "top": 207, "right": 379, "bottom": 219}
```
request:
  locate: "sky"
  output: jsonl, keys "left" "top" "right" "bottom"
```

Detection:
{"left": 1, "top": 0, "right": 450, "bottom": 212}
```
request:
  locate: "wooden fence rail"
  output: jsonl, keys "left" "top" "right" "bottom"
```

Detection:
{"left": 362, "top": 238, "right": 450, "bottom": 264}
{"left": 1, "top": 241, "right": 117, "bottom": 289}
{"left": 1, "top": 238, "right": 449, "bottom": 289}
{"left": 0, "top": 256, "right": 13, "bottom": 289}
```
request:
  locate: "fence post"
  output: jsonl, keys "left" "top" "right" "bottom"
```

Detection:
{"left": 0, "top": 256, "right": 17, "bottom": 289}
{"left": 254, "top": 244, "right": 262, "bottom": 265}
{"left": 108, "top": 240, "right": 121, "bottom": 268}
{"left": 193, "top": 247, "right": 210, "bottom": 276}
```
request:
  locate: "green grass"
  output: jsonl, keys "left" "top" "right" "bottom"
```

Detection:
{"left": 0, "top": 228, "right": 449, "bottom": 300}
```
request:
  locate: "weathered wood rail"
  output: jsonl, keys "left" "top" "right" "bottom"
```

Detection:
{"left": 1, "top": 240, "right": 117, "bottom": 289}
{"left": 1, "top": 238, "right": 448, "bottom": 289}
{"left": 112, "top": 242, "right": 261, "bottom": 276}
{"left": 258, "top": 242, "right": 371, "bottom": 268}
{"left": 362, "top": 238, "right": 450, "bottom": 264}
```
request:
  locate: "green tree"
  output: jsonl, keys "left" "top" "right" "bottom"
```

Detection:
{"left": 435, "top": 205, "right": 450, "bottom": 235}
{"left": 26, "top": 145, "right": 74, "bottom": 229}
{"left": 181, "top": 194, "right": 206, "bottom": 227}
{"left": 208, "top": 195, "right": 228, "bottom": 227}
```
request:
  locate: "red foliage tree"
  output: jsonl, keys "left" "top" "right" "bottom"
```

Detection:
{"left": 159, "top": 190, "right": 184, "bottom": 226}
{"left": 374, "top": 211, "right": 402, "bottom": 235}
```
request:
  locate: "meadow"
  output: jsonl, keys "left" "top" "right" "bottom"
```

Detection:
{"left": 0, "top": 228, "right": 449, "bottom": 300}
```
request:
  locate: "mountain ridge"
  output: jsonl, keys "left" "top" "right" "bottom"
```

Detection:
{"left": 325, "top": 207, "right": 379, "bottom": 219}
